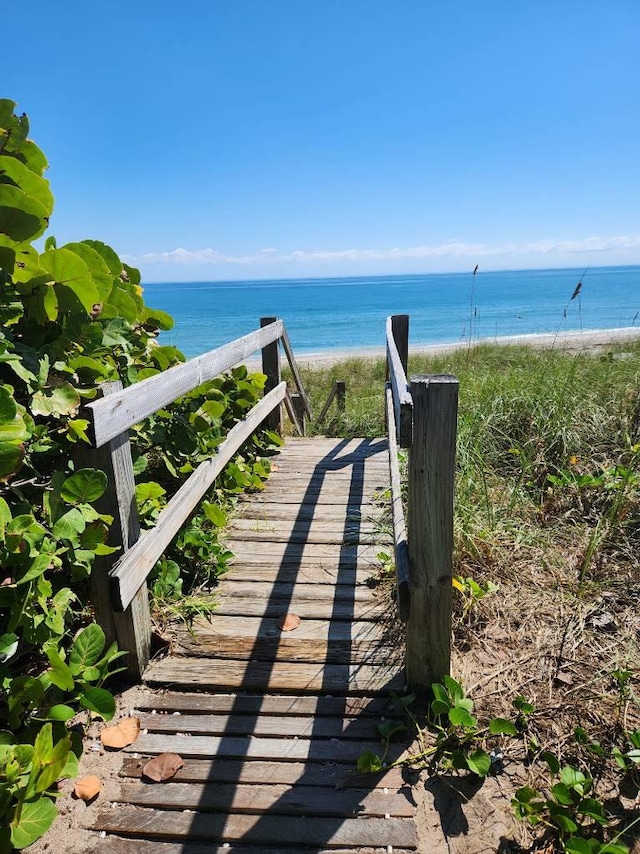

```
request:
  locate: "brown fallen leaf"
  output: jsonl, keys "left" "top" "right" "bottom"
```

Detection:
{"left": 101, "top": 716, "right": 140, "bottom": 749}
{"left": 74, "top": 775, "right": 102, "bottom": 801}
{"left": 278, "top": 613, "right": 301, "bottom": 632}
{"left": 143, "top": 752, "right": 184, "bottom": 782}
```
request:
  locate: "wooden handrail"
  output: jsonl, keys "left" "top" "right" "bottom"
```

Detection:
{"left": 86, "top": 319, "right": 284, "bottom": 448}
{"left": 385, "top": 384, "right": 410, "bottom": 621}
{"left": 384, "top": 315, "right": 459, "bottom": 687}
{"left": 110, "top": 381, "right": 287, "bottom": 612}
{"left": 84, "top": 317, "right": 307, "bottom": 676}
{"left": 386, "top": 316, "right": 412, "bottom": 447}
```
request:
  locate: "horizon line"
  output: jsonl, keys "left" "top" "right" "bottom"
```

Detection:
{"left": 141, "top": 261, "right": 640, "bottom": 287}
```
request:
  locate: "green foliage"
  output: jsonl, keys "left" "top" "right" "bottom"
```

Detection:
{"left": 0, "top": 99, "right": 276, "bottom": 850}
{"left": 512, "top": 757, "right": 630, "bottom": 853}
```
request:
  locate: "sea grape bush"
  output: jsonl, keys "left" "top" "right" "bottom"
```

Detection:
{"left": 0, "top": 99, "right": 272, "bottom": 850}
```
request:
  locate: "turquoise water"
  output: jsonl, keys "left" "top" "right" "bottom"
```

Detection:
{"left": 145, "top": 266, "right": 640, "bottom": 359}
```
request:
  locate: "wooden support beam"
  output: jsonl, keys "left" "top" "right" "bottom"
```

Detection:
{"left": 405, "top": 374, "right": 458, "bottom": 688}
{"left": 261, "top": 316, "right": 282, "bottom": 433}
{"left": 78, "top": 382, "right": 150, "bottom": 679}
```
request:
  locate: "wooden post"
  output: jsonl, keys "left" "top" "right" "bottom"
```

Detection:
{"left": 391, "top": 314, "right": 409, "bottom": 376}
{"left": 336, "top": 381, "right": 346, "bottom": 414}
{"left": 261, "top": 316, "right": 282, "bottom": 433}
{"left": 78, "top": 381, "right": 151, "bottom": 679}
{"left": 290, "top": 393, "right": 307, "bottom": 435}
{"left": 405, "top": 374, "right": 458, "bottom": 688}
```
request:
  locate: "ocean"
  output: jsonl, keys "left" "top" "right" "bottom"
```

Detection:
{"left": 144, "top": 265, "right": 640, "bottom": 360}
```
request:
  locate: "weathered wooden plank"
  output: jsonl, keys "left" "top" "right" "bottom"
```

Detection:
{"left": 91, "top": 808, "right": 418, "bottom": 848}
{"left": 386, "top": 316, "right": 413, "bottom": 448}
{"left": 230, "top": 514, "right": 384, "bottom": 532}
{"left": 248, "top": 491, "right": 386, "bottom": 507}
{"left": 111, "top": 381, "right": 287, "bottom": 611}
{"left": 211, "top": 595, "right": 386, "bottom": 621}
{"left": 119, "top": 755, "right": 407, "bottom": 789}
{"left": 87, "top": 319, "right": 283, "bottom": 448}
{"left": 223, "top": 562, "right": 375, "bottom": 584}
{"left": 217, "top": 580, "right": 379, "bottom": 603}
{"left": 136, "top": 711, "right": 391, "bottom": 740}
{"left": 77, "top": 381, "right": 150, "bottom": 678}
{"left": 125, "top": 732, "right": 408, "bottom": 762}
{"left": 386, "top": 384, "right": 411, "bottom": 622}
{"left": 406, "top": 375, "right": 458, "bottom": 688}
{"left": 236, "top": 501, "right": 385, "bottom": 522}
{"left": 171, "top": 615, "right": 385, "bottom": 642}
{"left": 133, "top": 692, "right": 396, "bottom": 718}
{"left": 167, "top": 633, "right": 395, "bottom": 664}
{"left": 87, "top": 839, "right": 415, "bottom": 854}
{"left": 281, "top": 324, "right": 312, "bottom": 419}
{"left": 225, "top": 528, "right": 386, "bottom": 546}
{"left": 143, "top": 658, "right": 405, "bottom": 694}
{"left": 87, "top": 838, "right": 415, "bottom": 854}
{"left": 228, "top": 517, "right": 385, "bottom": 540}
{"left": 225, "top": 540, "right": 383, "bottom": 566}
{"left": 261, "top": 316, "right": 283, "bottom": 433}
{"left": 114, "top": 780, "right": 416, "bottom": 817}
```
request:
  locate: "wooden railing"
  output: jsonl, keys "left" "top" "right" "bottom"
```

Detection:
{"left": 80, "top": 317, "right": 310, "bottom": 678}
{"left": 385, "top": 315, "right": 459, "bottom": 689}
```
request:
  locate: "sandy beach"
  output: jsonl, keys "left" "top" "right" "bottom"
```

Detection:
{"left": 288, "top": 327, "right": 640, "bottom": 369}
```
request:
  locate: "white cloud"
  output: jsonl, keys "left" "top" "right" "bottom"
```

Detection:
{"left": 124, "top": 233, "right": 640, "bottom": 269}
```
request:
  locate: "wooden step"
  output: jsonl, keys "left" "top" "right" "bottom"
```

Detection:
{"left": 112, "top": 780, "right": 416, "bottom": 818}
{"left": 135, "top": 711, "right": 400, "bottom": 740}
{"left": 143, "top": 657, "right": 405, "bottom": 694}
{"left": 91, "top": 808, "right": 417, "bottom": 848}
{"left": 168, "top": 616, "right": 396, "bottom": 664}
{"left": 133, "top": 691, "right": 399, "bottom": 718}
{"left": 120, "top": 755, "right": 407, "bottom": 788}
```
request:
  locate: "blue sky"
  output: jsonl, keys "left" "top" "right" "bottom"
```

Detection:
{"left": 4, "top": 1, "right": 640, "bottom": 282}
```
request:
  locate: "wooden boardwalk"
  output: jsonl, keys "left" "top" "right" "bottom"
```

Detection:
{"left": 89, "top": 437, "right": 416, "bottom": 853}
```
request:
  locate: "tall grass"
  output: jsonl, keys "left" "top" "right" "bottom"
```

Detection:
{"left": 292, "top": 339, "right": 640, "bottom": 580}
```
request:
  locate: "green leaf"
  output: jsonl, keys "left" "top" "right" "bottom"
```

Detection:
{"left": 45, "top": 647, "right": 75, "bottom": 692}
{"left": 79, "top": 687, "right": 116, "bottom": 720}
{"left": 448, "top": 706, "right": 476, "bottom": 728}
{"left": 0, "top": 632, "right": 18, "bottom": 663}
{"left": 64, "top": 241, "right": 114, "bottom": 300}
{"left": 69, "top": 623, "right": 105, "bottom": 674}
{"left": 10, "top": 795, "right": 58, "bottom": 849}
{"left": 465, "top": 749, "right": 491, "bottom": 776}
{"left": 60, "top": 469, "right": 108, "bottom": 505}
{"left": 488, "top": 718, "right": 518, "bottom": 736}
{"left": 0, "top": 385, "right": 28, "bottom": 441}
{"left": 52, "top": 507, "right": 86, "bottom": 540}
{"left": 31, "top": 383, "right": 80, "bottom": 417}
{"left": 143, "top": 307, "right": 174, "bottom": 330}
{"left": 202, "top": 502, "right": 227, "bottom": 527}
{"left": 40, "top": 247, "right": 100, "bottom": 314}
{"left": 513, "top": 695, "right": 535, "bottom": 715}
{"left": 40, "top": 704, "right": 75, "bottom": 722}
{"left": 136, "top": 481, "right": 166, "bottom": 503}
{"left": 542, "top": 751, "right": 560, "bottom": 775}
{"left": 356, "top": 751, "right": 383, "bottom": 773}
{"left": 0, "top": 183, "right": 49, "bottom": 243}
{"left": 15, "top": 554, "right": 51, "bottom": 585}
{"left": 0, "top": 155, "right": 54, "bottom": 215}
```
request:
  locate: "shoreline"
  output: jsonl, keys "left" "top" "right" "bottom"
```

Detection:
{"left": 286, "top": 327, "right": 640, "bottom": 369}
